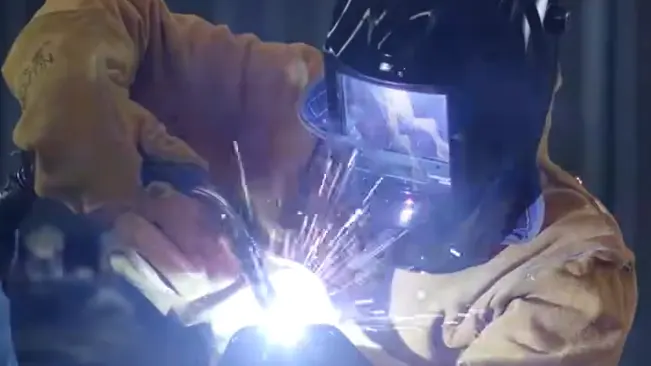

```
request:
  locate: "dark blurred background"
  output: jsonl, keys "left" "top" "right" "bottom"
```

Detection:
{"left": 1, "top": 0, "right": 649, "bottom": 364}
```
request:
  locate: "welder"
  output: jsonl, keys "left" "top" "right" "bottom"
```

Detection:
{"left": 0, "top": 0, "right": 637, "bottom": 365}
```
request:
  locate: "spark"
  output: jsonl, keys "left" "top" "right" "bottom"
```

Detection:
{"left": 229, "top": 141, "right": 429, "bottom": 335}
{"left": 232, "top": 141, "right": 255, "bottom": 225}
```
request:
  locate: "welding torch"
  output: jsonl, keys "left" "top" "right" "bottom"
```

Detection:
{"left": 188, "top": 186, "right": 276, "bottom": 310}
{"left": 139, "top": 159, "right": 277, "bottom": 325}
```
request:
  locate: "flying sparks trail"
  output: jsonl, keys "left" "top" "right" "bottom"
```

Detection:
{"left": 228, "top": 141, "right": 427, "bottom": 333}
{"left": 233, "top": 141, "right": 254, "bottom": 226}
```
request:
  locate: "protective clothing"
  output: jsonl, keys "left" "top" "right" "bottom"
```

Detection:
{"left": 1, "top": 1, "right": 637, "bottom": 366}
{"left": 2, "top": 0, "right": 322, "bottom": 310}
{"left": 379, "top": 159, "right": 637, "bottom": 365}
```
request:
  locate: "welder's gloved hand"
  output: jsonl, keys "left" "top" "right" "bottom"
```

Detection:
{"left": 100, "top": 181, "right": 243, "bottom": 314}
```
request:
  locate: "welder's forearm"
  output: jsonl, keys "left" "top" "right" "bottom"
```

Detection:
{"left": 1, "top": 3, "right": 149, "bottom": 213}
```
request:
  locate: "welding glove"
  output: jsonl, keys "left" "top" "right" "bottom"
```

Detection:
{"left": 100, "top": 181, "right": 243, "bottom": 314}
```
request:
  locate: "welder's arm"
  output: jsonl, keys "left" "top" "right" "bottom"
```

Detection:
{"left": 226, "top": 23, "right": 323, "bottom": 223}
{"left": 2, "top": 0, "right": 322, "bottom": 307}
{"left": 458, "top": 256, "right": 636, "bottom": 366}
{"left": 1, "top": 0, "right": 207, "bottom": 215}
{"left": 1, "top": 0, "right": 322, "bottom": 215}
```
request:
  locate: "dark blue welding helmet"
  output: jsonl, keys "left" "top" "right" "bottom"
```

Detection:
{"left": 296, "top": 0, "right": 569, "bottom": 275}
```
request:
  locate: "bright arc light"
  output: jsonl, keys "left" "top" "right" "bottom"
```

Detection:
{"left": 258, "top": 267, "right": 339, "bottom": 347}
{"left": 398, "top": 198, "right": 415, "bottom": 225}
{"left": 209, "top": 256, "right": 340, "bottom": 350}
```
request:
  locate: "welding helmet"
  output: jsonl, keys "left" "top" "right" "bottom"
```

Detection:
{"left": 295, "top": 0, "right": 569, "bottom": 276}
